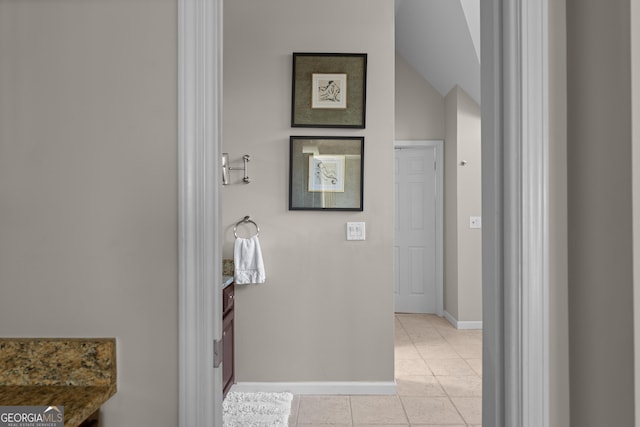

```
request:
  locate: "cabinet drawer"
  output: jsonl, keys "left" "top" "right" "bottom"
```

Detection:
{"left": 223, "top": 283, "right": 234, "bottom": 315}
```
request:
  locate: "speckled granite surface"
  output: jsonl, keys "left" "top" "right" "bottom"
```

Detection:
{"left": 0, "top": 385, "right": 116, "bottom": 427}
{"left": 223, "top": 258, "right": 234, "bottom": 276}
{"left": 222, "top": 275, "right": 234, "bottom": 289}
{"left": 0, "top": 338, "right": 116, "bottom": 386}
{"left": 0, "top": 338, "right": 116, "bottom": 427}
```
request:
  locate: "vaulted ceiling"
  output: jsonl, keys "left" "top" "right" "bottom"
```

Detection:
{"left": 395, "top": 0, "right": 481, "bottom": 104}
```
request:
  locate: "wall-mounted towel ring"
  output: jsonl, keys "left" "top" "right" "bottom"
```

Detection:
{"left": 234, "top": 216, "right": 260, "bottom": 238}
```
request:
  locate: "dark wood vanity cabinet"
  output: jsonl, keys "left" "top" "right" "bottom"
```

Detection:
{"left": 78, "top": 410, "right": 100, "bottom": 427}
{"left": 222, "top": 282, "right": 235, "bottom": 398}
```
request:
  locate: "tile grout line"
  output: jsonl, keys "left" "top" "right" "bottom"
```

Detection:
{"left": 291, "top": 395, "right": 300, "bottom": 426}
{"left": 399, "top": 314, "right": 481, "bottom": 426}
{"left": 396, "top": 386, "right": 413, "bottom": 426}
{"left": 426, "top": 317, "right": 478, "bottom": 426}
{"left": 419, "top": 319, "right": 480, "bottom": 379}
{"left": 395, "top": 314, "right": 415, "bottom": 426}
{"left": 292, "top": 314, "right": 479, "bottom": 426}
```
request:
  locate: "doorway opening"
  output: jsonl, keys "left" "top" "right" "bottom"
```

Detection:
{"left": 393, "top": 2, "right": 483, "bottom": 421}
{"left": 178, "top": 0, "right": 551, "bottom": 426}
{"left": 394, "top": 0, "right": 482, "bottom": 325}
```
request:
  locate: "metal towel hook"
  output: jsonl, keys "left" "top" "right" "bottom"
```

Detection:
{"left": 222, "top": 153, "right": 251, "bottom": 185}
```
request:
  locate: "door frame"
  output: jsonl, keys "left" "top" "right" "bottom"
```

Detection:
{"left": 394, "top": 140, "right": 444, "bottom": 317}
{"left": 482, "top": 1, "right": 549, "bottom": 425}
{"left": 177, "top": 0, "right": 551, "bottom": 426}
{"left": 177, "top": 0, "right": 224, "bottom": 425}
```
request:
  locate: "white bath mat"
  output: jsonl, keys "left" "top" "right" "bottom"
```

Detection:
{"left": 223, "top": 391, "right": 293, "bottom": 427}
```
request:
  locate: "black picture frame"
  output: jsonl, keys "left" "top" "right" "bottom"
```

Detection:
{"left": 291, "top": 53, "right": 367, "bottom": 128}
{"left": 289, "top": 136, "right": 364, "bottom": 211}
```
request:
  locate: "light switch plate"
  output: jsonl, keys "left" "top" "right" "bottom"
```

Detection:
{"left": 470, "top": 216, "right": 482, "bottom": 229}
{"left": 347, "top": 222, "right": 366, "bottom": 240}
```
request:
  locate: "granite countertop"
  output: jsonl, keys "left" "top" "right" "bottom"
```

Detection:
{"left": 222, "top": 275, "right": 234, "bottom": 288}
{"left": 0, "top": 385, "right": 116, "bottom": 426}
{"left": 0, "top": 338, "right": 117, "bottom": 427}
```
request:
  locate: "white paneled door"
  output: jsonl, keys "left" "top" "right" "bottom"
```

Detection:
{"left": 394, "top": 142, "right": 443, "bottom": 314}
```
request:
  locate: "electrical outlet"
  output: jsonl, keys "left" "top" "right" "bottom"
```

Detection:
{"left": 470, "top": 216, "right": 482, "bottom": 229}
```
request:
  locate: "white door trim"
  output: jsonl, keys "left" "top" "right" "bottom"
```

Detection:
{"left": 482, "top": 0, "right": 549, "bottom": 426}
{"left": 177, "top": 0, "right": 551, "bottom": 426}
{"left": 394, "top": 140, "right": 444, "bottom": 317}
{"left": 178, "top": 0, "right": 223, "bottom": 426}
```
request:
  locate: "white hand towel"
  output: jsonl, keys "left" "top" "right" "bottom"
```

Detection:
{"left": 234, "top": 235, "right": 266, "bottom": 284}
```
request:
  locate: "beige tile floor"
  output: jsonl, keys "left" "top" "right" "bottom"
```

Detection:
{"left": 288, "top": 313, "right": 482, "bottom": 426}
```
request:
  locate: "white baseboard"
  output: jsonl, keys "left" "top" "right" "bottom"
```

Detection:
{"left": 230, "top": 381, "right": 397, "bottom": 395}
{"left": 443, "top": 311, "right": 483, "bottom": 330}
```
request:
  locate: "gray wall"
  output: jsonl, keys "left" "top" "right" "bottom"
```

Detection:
{"left": 444, "top": 86, "right": 482, "bottom": 323}
{"left": 567, "top": 0, "right": 635, "bottom": 425}
{"left": 548, "top": 0, "right": 570, "bottom": 425}
{"left": 444, "top": 89, "right": 459, "bottom": 319}
{"left": 395, "top": 54, "right": 445, "bottom": 140}
{"left": 0, "top": 2, "right": 586, "bottom": 425}
{"left": 0, "top": 1, "right": 178, "bottom": 426}
{"left": 223, "top": 0, "right": 395, "bottom": 383}
{"left": 395, "top": 58, "right": 482, "bottom": 324}
{"left": 633, "top": 0, "right": 640, "bottom": 421}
